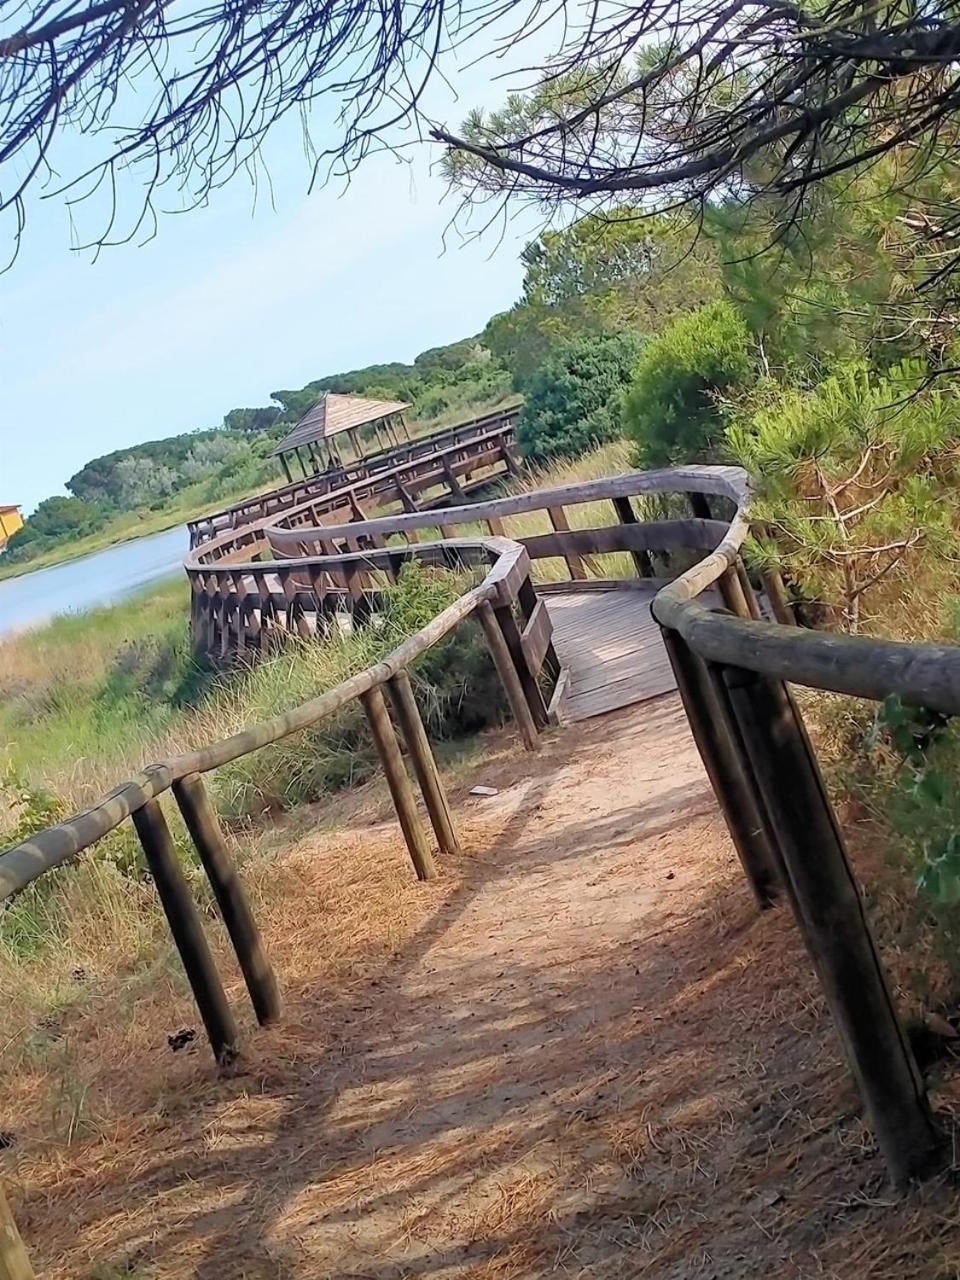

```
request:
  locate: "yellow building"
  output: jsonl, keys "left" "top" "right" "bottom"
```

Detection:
{"left": 0, "top": 504, "right": 23, "bottom": 551}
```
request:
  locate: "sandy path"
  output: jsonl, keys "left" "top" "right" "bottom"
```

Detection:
{"left": 16, "top": 693, "right": 960, "bottom": 1279}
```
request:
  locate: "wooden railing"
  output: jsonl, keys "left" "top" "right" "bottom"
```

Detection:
{"left": 187, "top": 405, "right": 521, "bottom": 546}
{"left": 0, "top": 534, "right": 556, "bottom": 1064}
{"left": 4, "top": 461, "right": 958, "bottom": 1188}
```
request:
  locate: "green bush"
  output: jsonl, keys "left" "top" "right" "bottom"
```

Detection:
{"left": 623, "top": 300, "right": 754, "bottom": 464}
{"left": 727, "top": 360, "right": 960, "bottom": 632}
{"left": 516, "top": 332, "right": 643, "bottom": 460}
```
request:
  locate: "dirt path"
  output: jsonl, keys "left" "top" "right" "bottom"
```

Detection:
{"left": 14, "top": 694, "right": 960, "bottom": 1278}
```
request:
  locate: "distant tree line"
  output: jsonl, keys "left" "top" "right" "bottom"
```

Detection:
{"left": 3, "top": 336, "right": 513, "bottom": 565}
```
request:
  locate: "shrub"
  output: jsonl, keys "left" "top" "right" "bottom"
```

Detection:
{"left": 727, "top": 360, "right": 960, "bottom": 633}
{"left": 516, "top": 331, "right": 643, "bottom": 461}
{"left": 623, "top": 300, "right": 754, "bottom": 464}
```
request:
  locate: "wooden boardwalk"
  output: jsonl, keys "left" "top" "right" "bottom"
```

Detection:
{"left": 544, "top": 585, "right": 677, "bottom": 722}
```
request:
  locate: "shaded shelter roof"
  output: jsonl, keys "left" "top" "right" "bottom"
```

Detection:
{"left": 272, "top": 393, "right": 410, "bottom": 456}
{"left": 0, "top": 504, "right": 21, "bottom": 513}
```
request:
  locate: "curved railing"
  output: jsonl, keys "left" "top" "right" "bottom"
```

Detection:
{"left": 3, "top": 458, "right": 957, "bottom": 1188}
{"left": 187, "top": 404, "right": 522, "bottom": 546}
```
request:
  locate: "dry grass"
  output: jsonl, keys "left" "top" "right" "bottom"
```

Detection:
{"left": 2, "top": 771, "right": 466, "bottom": 1271}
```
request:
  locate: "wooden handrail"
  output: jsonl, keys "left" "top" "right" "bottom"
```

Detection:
{"left": 4, "top": 456, "right": 953, "bottom": 1183}
{"left": 188, "top": 405, "right": 521, "bottom": 544}
{"left": 0, "top": 541, "right": 521, "bottom": 903}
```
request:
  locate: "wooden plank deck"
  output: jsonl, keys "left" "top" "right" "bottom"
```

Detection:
{"left": 543, "top": 586, "right": 677, "bottom": 722}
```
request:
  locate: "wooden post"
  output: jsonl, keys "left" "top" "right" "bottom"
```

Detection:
{"left": 361, "top": 686, "right": 437, "bottom": 881}
{"left": 131, "top": 799, "right": 239, "bottom": 1065}
{"left": 548, "top": 506, "right": 587, "bottom": 580}
{"left": 611, "top": 496, "right": 654, "bottom": 578}
{"left": 295, "top": 447, "right": 310, "bottom": 479}
{"left": 442, "top": 455, "right": 464, "bottom": 499}
{"left": 718, "top": 565, "right": 752, "bottom": 618}
{"left": 722, "top": 667, "right": 942, "bottom": 1185}
{"left": 280, "top": 454, "right": 293, "bottom": 485}
{"left": 388, "top": 671, "right": 461, "bottom": 857}
{"left": 503, "top": 443, "right": 522, "bottom": 476}
{"left": 761, "top": 567, "right": 796, "bottom": 625}
{"left": 660, "top": 628, "right": 779, "bottom": 908}
{"left": 172, "top": 773, "right": 281, "bottom": 1027}
{"left": 477, "top": 600, "right": 540, "bottom": 751}
{"left": 519, "top": 576, "right": 560, "bottom": 682}
{"left": 494, "top": 601, "right": 550, "bottom": 728}
{"left": 0, "top": 1186, "right": 34, "bottom": 1280}
{"left": 396, "top": 480, "right": 418, "bottom": 513}
{"left": 736, "top": 557, "right": 763, "bottom": 621}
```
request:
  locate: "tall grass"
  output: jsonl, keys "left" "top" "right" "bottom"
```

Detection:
{"left": 0, "top": 565, "right": 502, "bottom": 837}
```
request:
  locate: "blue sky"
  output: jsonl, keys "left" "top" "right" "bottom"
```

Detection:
{"left": 0, "top": 42, "right": 546, "bottom": 513}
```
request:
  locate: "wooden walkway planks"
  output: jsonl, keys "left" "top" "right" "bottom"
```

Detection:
{"left": 544, "top": 586, "right": 677, "bottom": 721}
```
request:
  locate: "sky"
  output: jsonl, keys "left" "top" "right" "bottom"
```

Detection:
{"left": 0, "top": 37, "right": 547, "bottom": 514}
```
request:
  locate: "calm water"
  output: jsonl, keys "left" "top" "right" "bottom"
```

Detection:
{"left": 0, "top": 524, "right": 189, "bottom": 638}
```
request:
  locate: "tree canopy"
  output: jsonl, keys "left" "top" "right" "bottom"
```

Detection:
{"left": 517, "top": 331, "right": 643, "bottom": 461}
{"left": 4, "top": 0, "right": 960, "bottom": 296}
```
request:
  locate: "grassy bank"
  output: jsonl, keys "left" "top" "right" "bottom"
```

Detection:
{"left": 0, "top": 568, "right": 505, "bottom": 844}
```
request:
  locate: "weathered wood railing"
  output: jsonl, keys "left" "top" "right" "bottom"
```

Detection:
{"left": 0, "top": 535, "right": 555, "bottom": 1065}
{"left": 187, "top": 404, "right": 521, "bottom": 545}
{"left": 4, "top": 461, "right": 957, "bottom": 1190}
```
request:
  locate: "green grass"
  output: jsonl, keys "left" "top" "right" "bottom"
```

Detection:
{"left": 0, "top": 563, "right": 503, "bottom": 847}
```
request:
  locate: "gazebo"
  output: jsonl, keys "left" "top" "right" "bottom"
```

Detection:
{"left": 272, "top": 393, "right": 412, "bottom": 483}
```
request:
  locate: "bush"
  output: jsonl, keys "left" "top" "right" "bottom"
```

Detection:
{"left": 516, "top": 331, "right": 644, "bottom": 461}
{"left": 623, "top": 300, "right": 754, "bottom": 464}
{"left": 727, "top": 360, "right": 960, "bottom": 633}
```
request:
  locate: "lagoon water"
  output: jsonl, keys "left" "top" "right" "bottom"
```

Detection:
{"left": 0, "top": 524, "right": 189, "bottom": 638}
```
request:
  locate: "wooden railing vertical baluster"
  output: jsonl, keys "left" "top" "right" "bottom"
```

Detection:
{"left": 442, "top": 455, "right": 464, "bottom": 499}
{"left": 611, "top": 495, "right": 654, "bottom": 578}
{"left": 760, "top": 566, "right": 796, "bottom": 625}
{"left": 659, "top": 628, "right": 779, "bottom": 908}
{"left": 172, "top": 773, "right": 281, "bottom": 1026}
{"left": 494, "top": 599, "right": 550, "bottom": 729}
{"left": 233, "top": 572, "right": 248, "bottom": 657}
{"left": 721, "top": 666, "right": 942, "bottom": 1186}
{"left": 477, "top": 600, "right": 540, "bottom": 751}
{"left": 361, "top": 687, "right": 437, "bottom": 881}
{"left": 547, "top": 506, "right": 586, "bottom": 580}
{"left": 518, "top": 576, "right": 560, "bottom": 683}
{"left": 387, "top": 671, "right": 460, "bottom": 858}
{"left": 718, "top": 564, "right": 752, "bottom": 619}
{"left": 735, "top": 557, "right": 763, "bottom": 621}
{"left": 131, "top": 799, "right": 239, "bottom": 1065}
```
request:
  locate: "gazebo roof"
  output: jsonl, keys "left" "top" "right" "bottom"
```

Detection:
{"left": 272, "top": 393, "right": 410, "bottom": 456}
